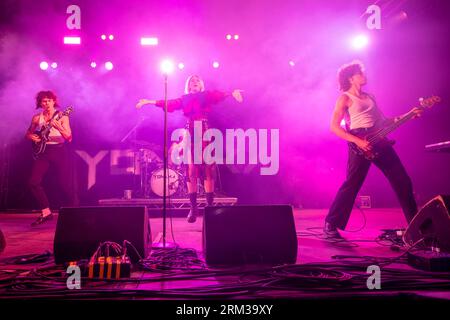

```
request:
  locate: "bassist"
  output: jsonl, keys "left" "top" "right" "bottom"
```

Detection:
{"left": 25, "top": 90, "right": 77, "bottom": 226}
{"left": 325, "top": 62, "right": 422, "bottom": 238}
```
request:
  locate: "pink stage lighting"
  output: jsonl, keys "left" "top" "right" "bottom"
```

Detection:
{"left": 226, "top": 34, "right": 232, "bottom": 40}
{"left": 160, "top": 60, "right": 174, "bottom": 74}
{"left": 234, "top": 34, "right": 239, "bottom": 40}
{"left": 178, "top": 62, "right": 185, "bottom": 70}
{"left": 105, "top": 61, "right": 114, "bottom": 70}
{"left": 39, "top": 61, "right": 49, "bottom": 70}
{"left": 50, "top": 62, "right": 58, "bottom": 69}
{"left": 351, "top": 34, "right": 369, "bottom": 50}
{"left": 63, "top": 36, "right": 81, "bottom": 45}
{"left": 90, "top": 62, "right": 97, "bottom": 68}
{"left": 141, "top": 37, "right": 158, "bottom": 46}
{"left": 212, "top": 61, "right": 220, "bottom": 69}
{"left": 109, "top": 35, "right": 114, "bottom": 40}
{"left": 101, "top": 34, "right": 106, "bottom": 40}
{"left": 289, "top": 60, "right": 295, "bottom": 67}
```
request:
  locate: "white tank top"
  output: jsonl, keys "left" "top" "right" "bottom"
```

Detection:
{"left": 37, "top": 112, "right": 66, "bottom": 144}
{"left": 344, "top": 92, "right": 384, "bottom": 130}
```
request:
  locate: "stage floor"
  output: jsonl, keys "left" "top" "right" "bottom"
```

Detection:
{"left": 0, "top": 208, "right": 449, "bottom": 301}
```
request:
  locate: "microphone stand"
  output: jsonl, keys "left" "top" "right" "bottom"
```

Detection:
{"left": 155, "top": 73, "right": 176, "bottom": 249}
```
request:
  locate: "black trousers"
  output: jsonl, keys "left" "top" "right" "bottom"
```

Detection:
{"left": 326, "top": 142, "right": 417, "bottom": 230}
{"left": 28, "top": 144, "right": 79, "bottom": 210}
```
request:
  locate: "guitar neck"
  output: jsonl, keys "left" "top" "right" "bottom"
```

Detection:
{"left": 383, "top": 109, "right": 417, "bottom": 136}
{"left": 370, "top": 109, "right": 418, "bottom": 144}
{"left": 50, "top": 109, "right": 71, "bottom": 123}
{"left": 367, "top": 96, "right": 439, "bottom": 143}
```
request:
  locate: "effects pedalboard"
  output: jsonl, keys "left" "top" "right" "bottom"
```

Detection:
{"left": 407, "top": 249, "right": 450, "bottom": 272}
{"left": 68, "top": 256, "right": 131, "bottom": 279}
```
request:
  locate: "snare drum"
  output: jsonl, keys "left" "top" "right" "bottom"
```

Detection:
{"left": 150, "top": 167, "right": 181, "bottom": 197}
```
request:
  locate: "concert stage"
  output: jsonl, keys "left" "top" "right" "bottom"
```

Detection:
{"left": 1, "top": 0, "right": 450, "bottom": 313}
{"left": 1, "top": 208, "right": 449, "bottom": 303}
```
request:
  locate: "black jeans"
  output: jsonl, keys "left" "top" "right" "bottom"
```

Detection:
{"left": 326, "top": 142, "right": 417, "bottom": 230}
{"left": 28, "top": 144, "right": 79, "bottom": 210}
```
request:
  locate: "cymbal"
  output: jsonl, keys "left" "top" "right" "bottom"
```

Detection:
{"left": 130, "top": 140, "right": 162, "bottom": 150}
{"left": 130, "top": 139, "right": 151, "bottom": 146}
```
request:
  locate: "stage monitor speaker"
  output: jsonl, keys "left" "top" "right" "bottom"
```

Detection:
{"left": 0, "top": 228, "right": 5, "bottom": 253}
{"left": 54, "top": 206, "right": 150, "bottom": 264}
{"left": 203, "top": 205, "right": 298, "bottom": 266}
{"left": 404, "top": 195, "right": 450, "bottom": 252}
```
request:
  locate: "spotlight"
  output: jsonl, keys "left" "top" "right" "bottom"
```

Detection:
{"left": 289, "top": 60, "right": 295, "bottom": 67}
{"left": 141, "top": 37, "right": 158, "bottom": 46}
{"left": 101, "top": 34, "right": 106, "bottom": 40}
{"left": 51, "top": 62, "right": 58, "bottom": 69}
{"left": 109, "top": 34, "right": 114, "bottom": 40}
{"left": 39, "top": 61, "right": 49, "bottom": 70}
{"left": 212, "top": 61, "right": 220, "bottom": 69}
{"left": 160, "top": 59, "right": 174, "bottom": 74}
{"left": 226, "top": 34, "right": 232, "bottom": 40}
{"left": 351, "top": 34, "right": 369, "bottom": 50}
{"left": 90, "top": 62, "right": 97, "bottom": 68}
{"left": 234, "top": 34, "right": 239, "bottom": 40}
{"left": 105, "top": 61, "right": 114, "bottom": 70}
{"left": 178, "top": 62, "right": 185, "bottom": 70}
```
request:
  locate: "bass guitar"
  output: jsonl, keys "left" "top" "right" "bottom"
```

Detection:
{"left": 349, "top": 96, "right": 441, "bottom": 160}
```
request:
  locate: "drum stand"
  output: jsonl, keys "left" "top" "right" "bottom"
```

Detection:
{"left": 120, "top": 118, "right": 144, "bottom": 198}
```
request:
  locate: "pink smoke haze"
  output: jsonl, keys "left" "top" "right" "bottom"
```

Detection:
{"left": 0, "top": 0, "right": 448, "bottom": 207}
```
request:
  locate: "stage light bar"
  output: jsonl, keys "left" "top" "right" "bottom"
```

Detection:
{"left": 226, "top": 34, "right": 239, "bottom": 40}
{"left": 63, "top": 36, "right": 81, "bottom": 45}
{"left": 141, "top": 37, "right": 158, "bottom": 46}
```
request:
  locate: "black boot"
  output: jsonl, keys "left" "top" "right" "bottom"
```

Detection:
{"left": 31, "top": 212, "right": 54, "bottom": 227}
{"left": 323, "top": 221, "right": 342, "bottom": 239}
{"left": 205, "top": 192, "right": 214, "bottom": 207}
{"left": 187, "top": 192, "right": 198, "bottom": 223}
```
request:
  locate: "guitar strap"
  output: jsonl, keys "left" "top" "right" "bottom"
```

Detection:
{"left": 50, "top": 110, "right": 61, "bottom": 122}
{"left": 42, "top": 110, "right": 61, "bottom": 127}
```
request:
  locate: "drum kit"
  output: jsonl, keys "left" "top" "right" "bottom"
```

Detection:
{"left": 132, "top": 139, "right": 187, "bottom": 198}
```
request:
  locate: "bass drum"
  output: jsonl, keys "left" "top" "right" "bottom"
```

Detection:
{"left": 150, "top": 167, "right": 181, "bottom": 197}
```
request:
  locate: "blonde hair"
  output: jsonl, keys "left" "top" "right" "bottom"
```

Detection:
{"left": 184, "top": 75, "right": 205, "bottom": 94}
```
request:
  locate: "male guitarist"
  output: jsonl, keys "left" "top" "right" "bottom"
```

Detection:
{"left": 325, "top": 61, "right": 423, "bottom": 238}
{"left": 25, "top": 90, "right": 77, "bottom": 226}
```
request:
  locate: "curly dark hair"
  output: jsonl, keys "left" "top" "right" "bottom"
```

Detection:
{"left": 35, "top": 90, "right": 59, "bottom": 109}
{"left": 337, "top": 61, "right": 364, "bottom": 91}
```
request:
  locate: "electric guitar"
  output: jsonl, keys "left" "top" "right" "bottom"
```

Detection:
{"left": 349, "top": 96, "right": 441, "bottom": 160}
{"left": 32, "top": 106, "right": 73, "bottom": 159}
